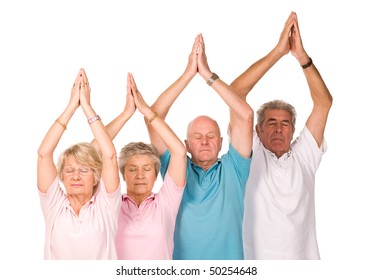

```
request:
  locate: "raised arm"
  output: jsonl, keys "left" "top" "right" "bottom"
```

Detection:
{"left": 129, "top": 73, "right": 187, "bottom": 187}
{"left": 80, "top": 69, "right": 120, "bottom": 194}
{"left": 37, "top": 70, "right": 81, "bottom": 193}
{"left": 197, "top": 34, "right": 253, "bottom": 158}
{"left": 146, "top": 35, "right": 199, "bottom": 155}
{"left": 90, "top": 73, "right": 136, "bottom": 152}
{"left": 230, "top": 12, "right": 296, "bottom": 99}
{"left": 289, "top": 13, "right": 333, "bottom": 147}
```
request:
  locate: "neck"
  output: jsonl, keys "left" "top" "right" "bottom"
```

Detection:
{"left": 128, "top": 193, "right": 152, "bottom": 207}
{"left": 68, "top": 194, "right": 92, "bottom": 215}
{"left": 192, "top": 158, "right": 217, "bottom": 171}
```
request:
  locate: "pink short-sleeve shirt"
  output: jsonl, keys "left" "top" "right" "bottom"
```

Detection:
{"left": 115, "top": 173, "right": 185, "bottom": 260}
{"left": 39, "top": 177, "right": 121, "bottom": 259}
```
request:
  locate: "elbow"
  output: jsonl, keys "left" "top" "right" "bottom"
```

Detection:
{"left": 241, "top": 104, "right": 254, "bottom": 124}
{"left": 102, "top": 148, "right": 118, "bottom": 162}
{"left": 171, "top": 144, "right": 187, "bottom": 160}
{"left": 323, "top": 92, "right": 333, "bottom": 110}
{"left": 178, "top": 145, "right": 187, "bottom": 158}
{"left": 37, "top": 146, "right": 50, "bottom": 160}
{"left": 328, "top": 94, "right": 333, "bottom": 108}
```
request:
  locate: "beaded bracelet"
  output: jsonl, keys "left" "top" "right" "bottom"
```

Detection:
{"left": 88, "top": 114, "right": 101, "bottom": 125}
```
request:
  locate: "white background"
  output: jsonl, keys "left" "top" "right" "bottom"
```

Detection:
{"left": 1, "top": 0, "right": 371, "bottom": 279}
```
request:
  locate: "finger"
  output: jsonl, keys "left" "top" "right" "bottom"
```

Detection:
{"left": 128, "top": 73, "right": 137, "bottom": 97}
{"left": 130, "top": 73, "right": 138, "bottom": 92}
{"left": 199, "top": 33, "right": 205, "bottom": 50}
{"left": 192, "top": 34, "right": 200, "bottom": 54}
{"left": 293, "top": 18, "right": 301, "bottom": 37}
{"left": 82, "top": 68, "right": 89, "bottom": 87}
{"left": 80, "top": 68, "right": 87, "bottom": 87}
{"left": 126, "top": 73, "right": 131, "bottom": 95}
{"left": 78, "top": 75, "right": 83, "bottom": 90}
{"left": 73, "top": 70, "right": 81, "bottom": 88}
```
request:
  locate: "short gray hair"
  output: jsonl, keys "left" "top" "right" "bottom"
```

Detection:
{"left": 118, "top": 142, "right": 160, "bottom": 177}
{"left": 256, "top": 99, "right": 297, "bottom": 129}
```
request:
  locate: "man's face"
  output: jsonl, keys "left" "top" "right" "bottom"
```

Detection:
{"left": 185, "top": 116, "right": 223, "bottom": 170}
{"left": 257, "top": 109, "right": 294, "bottom": 158}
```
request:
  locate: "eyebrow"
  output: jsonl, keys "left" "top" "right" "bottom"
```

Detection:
{"left": 128, "top": 164, "right": 152, "bottom": 168}
{"left": 267, "top": 118, "right": 291, "bottom": 123}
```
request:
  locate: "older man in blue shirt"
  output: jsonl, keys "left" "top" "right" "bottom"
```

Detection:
{"left": 146, "top": 34, "right": 253, "bottom": 259}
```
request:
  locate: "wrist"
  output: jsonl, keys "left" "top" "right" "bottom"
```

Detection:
{"left": 202, "top": 71, "right": 213, "bottom": 81}
{"left": 88, "top": 114, "right": 101, "bottom": 125}
{"left": 148, "top": 111, "right": 159, "bottom": 124}
{"left": 296, "top": 52, "right": 310, "bottom": 66}
{"left": 300, "top": 57, "right": 312, "bottom": 69}
{"left": 206, "top": 72, "right": 219, "bottom": 86}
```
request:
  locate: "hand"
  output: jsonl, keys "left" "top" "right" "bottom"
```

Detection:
{"left": 128, "top": 73, "right": 150, "bottom": 115}
{"left": 196, "top": 34, "right": 213, "bottom": 80}
{"left": 124, "top": 73, "right": 136, "bottom": 116}
{"left": 79, "top": 68, "right": 91, "bottom": 108}
{"left": 69, "top": 69, "right": 82, "bottom": 109}
{"left": 274, "top": 12, "right": 296, "bottom": 57}
{"left": 184, "top": 35, "right": 199, "bottom": 78}
{"left": 289, "top": 13, "right": 309, "bottom": 64}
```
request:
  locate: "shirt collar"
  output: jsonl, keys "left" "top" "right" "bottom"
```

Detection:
{"left": 122, "top": 193, "right": 156, "bottom": 203}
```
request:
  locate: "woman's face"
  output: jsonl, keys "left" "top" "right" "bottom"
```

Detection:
{"left": 123, "top": 154, "right": 157, "bottom": 199}
{"left": 61, "top": 155, "right": 96, "bottom": 199}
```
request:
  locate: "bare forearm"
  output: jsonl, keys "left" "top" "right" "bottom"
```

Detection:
{"left": 105, "top": 111, "right": 133, "bottom": 140}
{"left": 230, "top": 48, "right": 284, "bottom": 99}
{"left": 210, "top": 77, "right": 253, "bottom": 121}
{"left": 151, "top": 72, "right": 194, "bottom": 118}
{"left": 38, "top": 103, "right": 77, "bottom": 157}
{"left": 303, "top": 63, "right": 333, "bottom": 108}
{"left": 82, "top": 104, "right": 117, "bottom": 159}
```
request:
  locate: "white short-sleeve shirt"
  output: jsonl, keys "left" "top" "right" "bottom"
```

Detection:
{"left": 243, "top": 126, "right": 327, "bottom": 259}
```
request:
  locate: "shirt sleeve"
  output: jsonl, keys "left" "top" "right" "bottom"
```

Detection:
{"left": 157, "top": 172, "right": 185, "bottom": 212}
{"left": 38, "top": 177, "right": 66, "bottom": 220}
{"left": 292, "top": 126, "right": 327, "bottom": 173}
{"left": 225, "top": 144, "right": 252, "bottom": 192}
{"left": 160, "top": 150, "right": 171, "bottom": 180}
{"left": 95, "top": 180, "right": 122, "bottom": 217}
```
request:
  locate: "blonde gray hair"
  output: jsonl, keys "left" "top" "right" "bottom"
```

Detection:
{"left": 57, "top": 142, "right": 102, "bottom": 189}
{"left": 118, "top": 142, "right": 160, "bottom": 177}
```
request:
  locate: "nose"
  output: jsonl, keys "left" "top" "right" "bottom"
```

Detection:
{"left": 72, "top": 171, "right": 81, "bottom": 180}
{"left": 201, "top": 136, "right": 209, "bottom": 145}
{"left": 135, "top": 169, "right": 145, "bottom": 178}
{"left": 275, "top": 124, "right": 282, "bottom": 133}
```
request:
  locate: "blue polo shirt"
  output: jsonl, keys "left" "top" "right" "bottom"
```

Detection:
{"left": 160, "top": 144, "right": 251, "bottom": 260}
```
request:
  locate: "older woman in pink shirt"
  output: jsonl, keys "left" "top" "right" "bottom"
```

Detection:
{"left": 98, "top": 73, "right": 187, "bottom": 259}
{"left": 37, "top": 69, "right": 121, "bottom": 259}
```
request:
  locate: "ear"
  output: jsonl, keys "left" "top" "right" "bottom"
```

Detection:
{"left": 184, "top": 139, "right": 191, "bottom": 153}
{"left": 219, "top": 137, "right": 223, "bottom": 151}
{"left": 255, "top": 124, "right": 261, "bottom": 135}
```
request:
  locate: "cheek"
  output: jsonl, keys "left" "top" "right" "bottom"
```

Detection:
{"left": 148, "top": 172, "right": 157, "bottom": 183}
{"left": 86, "top": 176, "right": 96, "bottom": 187}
